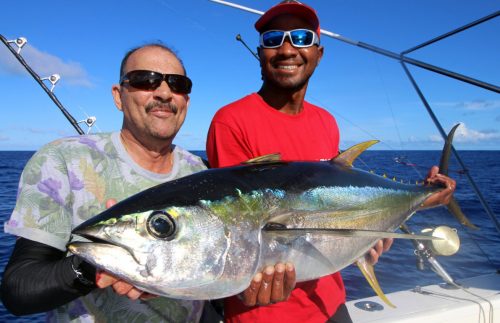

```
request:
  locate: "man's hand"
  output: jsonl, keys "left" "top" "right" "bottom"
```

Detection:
{"left": 365, "top": 238, "right": 393, "bottom": 265}
{"left": 95, "top": 271, "right": 156, "bottom": 300}
{"left": 94, "top": 199, "right": 157, "bottom": 301}
{"left": 240, "top": 262, "right": 296, "bottom": 306}
{"left": 421, "top": 166, "right": 456, "bottom": 209}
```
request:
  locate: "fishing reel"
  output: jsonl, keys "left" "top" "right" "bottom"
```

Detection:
{"left": 401, "top": 224, "right": 460, "bottom": 285}
{"left": 420, "top": 226, "right": 460, "bottom": 256}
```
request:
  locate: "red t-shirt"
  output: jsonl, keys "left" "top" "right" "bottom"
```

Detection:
{"left": 206, "top": 93, "right": 345, "bottom": 322}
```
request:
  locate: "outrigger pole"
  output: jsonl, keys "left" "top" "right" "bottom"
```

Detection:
{"left": 0, "top": 34, "right": 89, "bottom": 135}
{"left": 210, "top": 0, "right": 500, "bottom": 232}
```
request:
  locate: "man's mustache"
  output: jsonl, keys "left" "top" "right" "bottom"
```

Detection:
{"left": 145, "top": 101, "right": 178, "bottom": 114}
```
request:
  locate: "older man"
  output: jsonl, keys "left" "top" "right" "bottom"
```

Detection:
{"left": 1, "top": 44, "right": 207, "bottom": 322}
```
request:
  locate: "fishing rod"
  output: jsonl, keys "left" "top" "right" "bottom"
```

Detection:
{"left": 0, "top": 34, "right": 97, "bottom": 135}
{"left": 210, "top": 0, "right": 500, "bottom": 94}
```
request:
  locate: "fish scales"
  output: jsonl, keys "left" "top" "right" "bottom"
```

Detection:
{"left": 68, "top": 158, "right": 436, "bottom": 299}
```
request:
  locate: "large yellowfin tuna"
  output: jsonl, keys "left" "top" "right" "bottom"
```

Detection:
{"left": 68, "top": 124, "right": 473, "bottom": 305}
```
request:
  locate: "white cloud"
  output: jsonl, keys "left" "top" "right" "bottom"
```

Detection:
{"left": 435, "top": 100, "right": 500, "bottom": 111}
{"left": 429, "top": 123, "right": 500, "bottom": 143}
{"left": 0, "top": 42, "right": 93, "bottom": 87}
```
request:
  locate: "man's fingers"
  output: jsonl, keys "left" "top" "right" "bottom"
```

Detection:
{"left": 95, "top": 270, "right": 118, "bottom": 288}
{"left": 382, "top": 238, "right": 394, "bottom": 252}
{"left": 373, "top": 240, "right": 383, "bottom": 255}
{"left": 96, "top": 270, "right": 148, "bottom": 300}
{"left": 425, "top": 166, "right": 439, "bottom": 184}
{"left": 140, "top": 292, "right": 158, "bottom": 301}
{"left": 241, "top": 273, "right": 262, "bottom": 306}
{"left": 366, "top": 248, "right": 379, "bottom": 265}
{"left": 283, "top": 263, "right": 296, "bottom": 298}
{"left": 270, "top": 263, "right": 285, "bottom": 302}
{"left": 256, "top": 266, "right": 274, "bottom": 305}
{"left": 106, "top": 198, "right": 117, "bottom": 209}
{"left": 112, "top": 280, "right": 134, "bottom": 295}
{"left": 126, "top": 287, "right": 144, "bottom": 300}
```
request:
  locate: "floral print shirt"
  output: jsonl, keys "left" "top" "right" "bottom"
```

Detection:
{"left": 5, "top": 132, "right": 207, "bottom": 323}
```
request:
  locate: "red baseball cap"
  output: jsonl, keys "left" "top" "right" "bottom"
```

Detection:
{"left": 255, "top": 1, "right": 320, "bottom": 36}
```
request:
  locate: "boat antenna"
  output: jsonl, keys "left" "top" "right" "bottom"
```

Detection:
{"left": 0, "top": 34, "right": 97, "bottom": 135}
{"left": 236, "top": 34, "right": 259, "bottom": 61}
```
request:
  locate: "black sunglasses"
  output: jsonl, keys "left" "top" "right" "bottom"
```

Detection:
{"left": 120, "top": 70, "right": 192, "bottom": 94}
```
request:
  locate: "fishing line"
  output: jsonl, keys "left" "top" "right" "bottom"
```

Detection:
{"left": 370, "top": 52, "right": 424, "bottom": 180}
{"left": 461, "top": 226, "right": 498, "bottom": 269}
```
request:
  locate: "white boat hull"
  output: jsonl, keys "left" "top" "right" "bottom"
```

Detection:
{"left": 346, "top": 272, "right": 500, "bottom": 322}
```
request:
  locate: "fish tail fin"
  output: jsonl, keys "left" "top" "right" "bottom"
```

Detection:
{"left": 438, "top": 123, "right": 460, "bottom": 176}
{"left": 438, "top": 124, "right": 478, "bottom": 230}
{"left": 356, "top": 258, "right": 396, "bottom": 308}
{"left": 447, "top": 197, "right": 479, "bottom": 229}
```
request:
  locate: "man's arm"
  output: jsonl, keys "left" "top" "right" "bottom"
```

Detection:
{"left": 0, "top": 238, "right": 96, "bottom": 315}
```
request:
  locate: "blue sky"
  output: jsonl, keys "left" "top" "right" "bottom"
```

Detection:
{"left": 0, "top": 0, "right": 498, "bottom": 151}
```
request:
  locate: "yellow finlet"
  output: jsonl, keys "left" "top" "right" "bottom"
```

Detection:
{"left": 333, "top": 140, "right": 379, "bottom": 167}
{"left": 243, "top": 153, "right": 282, "bottom": 164}
{"left": 356, "top": 257, "right": 396, "bottom": 308}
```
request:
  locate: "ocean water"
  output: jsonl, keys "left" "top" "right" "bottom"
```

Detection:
{"left": 0, "top": 150, "right": 499, "bottom": 322}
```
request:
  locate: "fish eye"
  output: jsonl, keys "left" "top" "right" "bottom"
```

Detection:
{"left": 147, "top": 211, "right": 176, "bottom": 240}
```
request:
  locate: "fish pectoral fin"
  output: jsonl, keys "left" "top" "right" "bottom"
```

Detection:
{"left": 262, "top": 226, "right": 445, "bottom": 241}
{"left": 356, "top": 257, "right": 396, "bottom": 308}
{"left": 243, "top": 153, "right": 282, "bottom": 164}
{"left": 332, "top": 140, "right": 379, "bottom": 167}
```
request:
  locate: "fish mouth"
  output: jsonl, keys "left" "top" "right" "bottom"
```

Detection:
{"left": 68, "top": 233, "right": 146, "bottom": 267}
{"left": 69, "top": 227, "right": 139, "bottom": 262}
{"left": 72, "top": 231, "right": 114, "bottom": 245}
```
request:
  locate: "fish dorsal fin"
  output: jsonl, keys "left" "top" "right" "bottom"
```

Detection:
{"left": 332, "top": 140, "right": 379, "bottom": 167}
{"left": 243, "top": 153, "right": 282, "bottom": 164}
